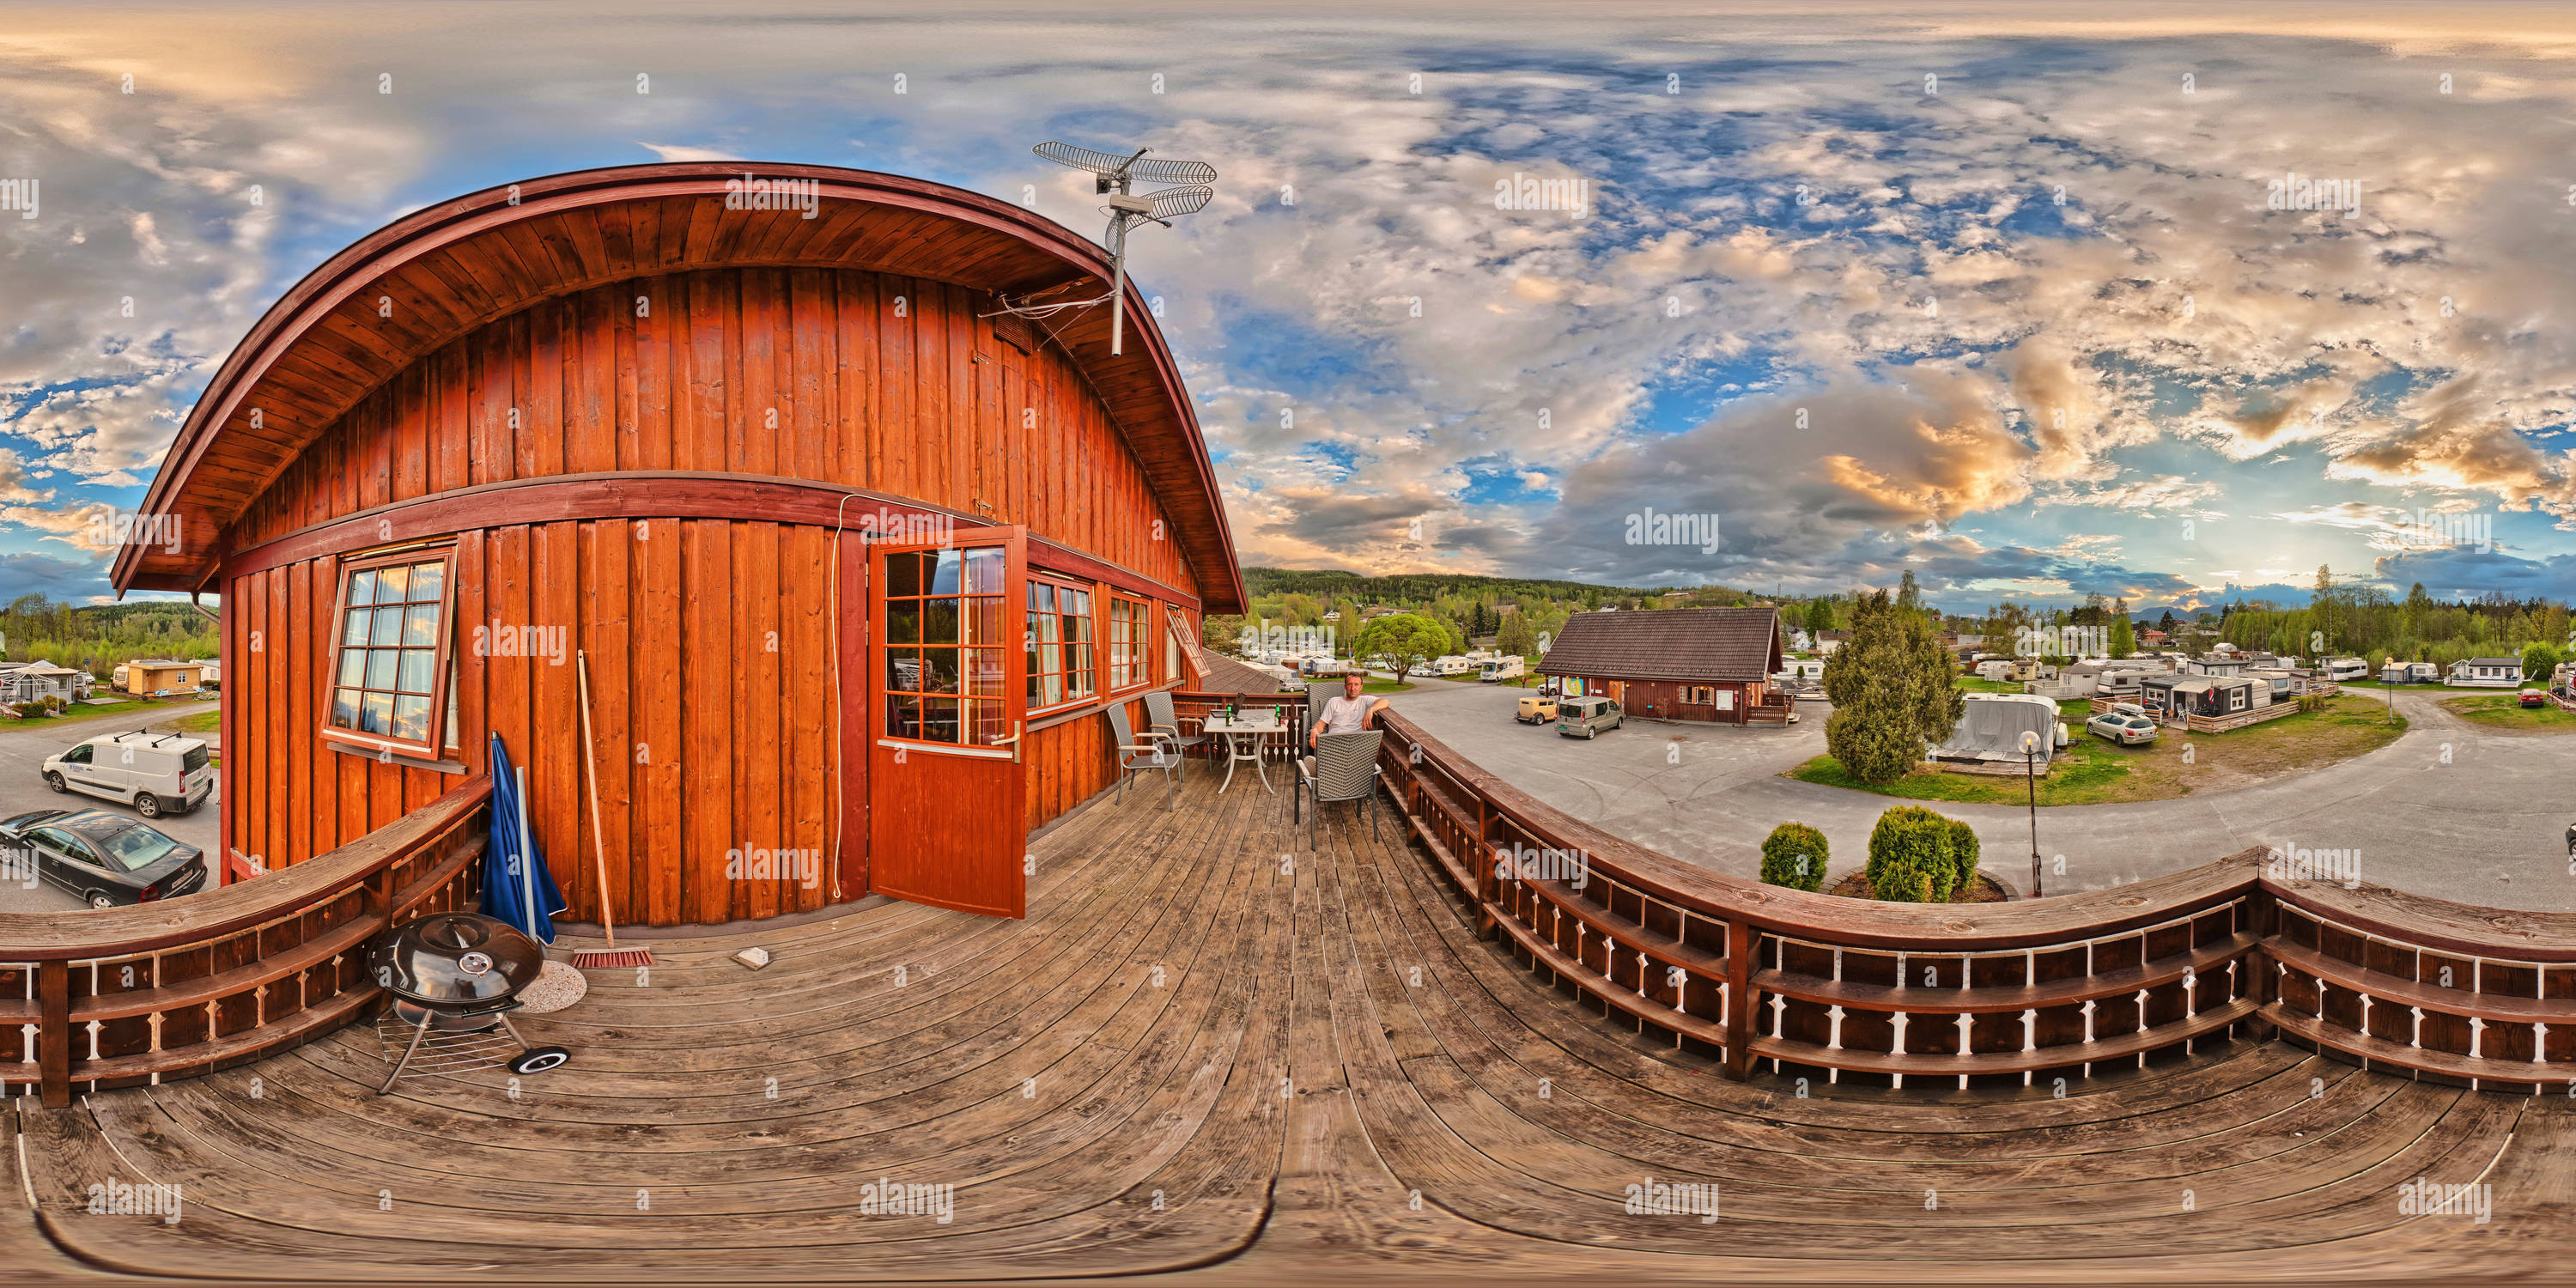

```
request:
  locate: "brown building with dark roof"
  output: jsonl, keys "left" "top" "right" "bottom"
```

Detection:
{"left": 1538, "top": 607, "right": 1789, "bottom": 725}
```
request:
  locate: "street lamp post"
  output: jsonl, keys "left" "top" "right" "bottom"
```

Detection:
{"left": 2022, "top": 729, "right": 2042, "bottom": 898}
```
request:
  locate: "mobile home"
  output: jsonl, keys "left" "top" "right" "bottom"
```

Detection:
{"left": 2447, "top": 657, "right": 2523, "bottom": 688}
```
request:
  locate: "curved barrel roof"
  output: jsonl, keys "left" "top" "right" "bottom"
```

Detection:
{"left": 113, "top": 161, "right": 1242, "bottom": 611}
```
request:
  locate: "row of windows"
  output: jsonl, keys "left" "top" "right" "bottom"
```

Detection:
{"left": 318, "top": 544, "right": 1192, "bottom": 759}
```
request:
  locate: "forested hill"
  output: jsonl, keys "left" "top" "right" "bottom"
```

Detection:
{"left": 1242, "top": 567, "right": 1715, "bottom": 603}
{"left": 0, "top": 595, "right": 218, "bottom": 674}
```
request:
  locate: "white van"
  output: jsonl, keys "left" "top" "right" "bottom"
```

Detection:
{"left": 41, "top": 731, "right": 214, "bottom": 819}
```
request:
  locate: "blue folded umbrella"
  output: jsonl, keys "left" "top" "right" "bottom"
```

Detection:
{"left": 483, "top": 733, "right": 568, "bottom": 945}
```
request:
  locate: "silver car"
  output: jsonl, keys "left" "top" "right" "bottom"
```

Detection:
{"left": 2085, "top": 711, "right": 2157, "bottom": 746}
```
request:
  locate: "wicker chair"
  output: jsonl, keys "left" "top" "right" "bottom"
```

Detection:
{"left": 1106, "top": 702, "right": 1181, "bottom": 811}
{"left": 1296, "top": 729, "right": 1382, "bottom": 848}
{"left": 1141, "top": 690, "right": 1212, "bottom": 777}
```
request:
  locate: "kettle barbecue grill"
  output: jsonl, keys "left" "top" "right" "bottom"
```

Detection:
{"left": 369, "top": 912, "right": 571, "bottom": 1094}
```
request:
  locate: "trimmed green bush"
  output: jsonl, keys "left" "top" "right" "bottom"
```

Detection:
{"left": 1866, "top": 805, "right": 1956, "bottom": 902}
{"left": 1759, "top": 823, "right": 1830, "bottom": 892}
{"left": 1944, "top": 817, "right": 1980, "bottom": 896}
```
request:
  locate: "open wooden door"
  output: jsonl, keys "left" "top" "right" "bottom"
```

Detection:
{"left": 866, "top": 529, "right": 1030, "bottom": 918}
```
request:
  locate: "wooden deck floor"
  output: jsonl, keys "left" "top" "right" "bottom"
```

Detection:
{"left": 6, "top": 772, "right": 2570, "bottom": 1284}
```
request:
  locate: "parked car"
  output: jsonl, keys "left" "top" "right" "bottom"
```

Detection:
{"left": 2086, "top": 710, "right": 2157, "bottom": 745}
{"left": 1516, "top": 694, "right": 1558, "bottom": 724}
{"left": 1556, "top": 696, "right": 1624, "bottom": 738}
{"left": 41, "top": 730, "right": 214, "bottom": 818}
{"left": 2520, "top": 688, "right": 2547, "bottom": 708}
{"left": 0, "top": 808, "right": 206, "bottom": 908}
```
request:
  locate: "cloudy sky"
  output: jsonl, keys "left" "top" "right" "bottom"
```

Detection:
{"left": 8, "top": 2, "right": 2576, "bottom": 613}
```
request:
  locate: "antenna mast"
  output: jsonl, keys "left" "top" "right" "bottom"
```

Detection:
{"left": 1031, "top": 142, "right": 1215, "bottom": 355}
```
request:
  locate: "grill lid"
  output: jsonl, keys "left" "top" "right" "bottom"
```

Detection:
{"left": 369, "top": 912, "right": 544, "bottom": 1006}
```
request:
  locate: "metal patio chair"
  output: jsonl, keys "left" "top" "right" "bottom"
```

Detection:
{"left": 1296, "top": 729, "right": 1382, "bottom": 848}
{"left": 1142, "top": 690, "right": 1212, "bottom": 778}
{"left": 1107, "top": 702, "right": 1182, "bottom": 811}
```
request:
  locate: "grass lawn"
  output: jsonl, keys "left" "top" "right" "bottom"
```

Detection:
{"left": 1361, "top": 677, "right": 1418, "bottom": 694}
{"left": 9, "top": 695, "right": 208, "bottom": 729}
{"left": 2439, "top": 692, "right": 2576, "bottom": 733}
{"left": 173, "top": 709, "right": 221, "bottom": 735}
{"left": 1789, "top": 694, "right": 2408, "bottom": 805}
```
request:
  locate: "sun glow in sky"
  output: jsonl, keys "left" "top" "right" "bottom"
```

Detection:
{"left": 7, "top": 2, "right": 2576, "bottom": 612}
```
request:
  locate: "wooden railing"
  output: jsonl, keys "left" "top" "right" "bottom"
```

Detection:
{"left": 1373, "top": 710, "right": 2576, "bottom": 1092}
{"left": 2263, "top": 876, "right": 2576, "bottom": 1094}
{"left": 0, "top": 775, "right": 489, "bottom": 1106}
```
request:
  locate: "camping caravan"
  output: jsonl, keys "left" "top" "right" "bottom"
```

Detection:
{"left": 1427, "top": 655, "right": 1478, "bottom": 677}
{"left": 1478, "top": 655, "right": 1526, "bottom": 683}
{"left": 2323, "top": 656, "right": 2368, "bottom": 683}
{"left": 1931, "top": 693, "right": 2062, "bottom": 771}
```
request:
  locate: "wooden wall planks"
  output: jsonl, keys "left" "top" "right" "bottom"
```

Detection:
{"left": 221, "top": 265, "right": 1206, "bottom": 926}
{"left": 234, "top": 266, "right": 1200, "bottom": 599}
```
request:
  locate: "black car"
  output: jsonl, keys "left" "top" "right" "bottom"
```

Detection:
{"left": 1, "top": 808, "right": 206, "bottom": 909}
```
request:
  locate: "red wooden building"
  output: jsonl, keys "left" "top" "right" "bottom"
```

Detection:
{"left": 110, "top": 161, "right": 1243, "bottom": 924}
{"left": 1538, "top": 606, "right": 1788, "bottom": 724}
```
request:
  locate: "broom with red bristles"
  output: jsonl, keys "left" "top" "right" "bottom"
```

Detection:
{"left": 568, "top": 650, "right": 653, "bottom": 969}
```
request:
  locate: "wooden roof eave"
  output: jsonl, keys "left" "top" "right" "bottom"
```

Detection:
{"left": 116, "top": 162, "right": 1244, "bottom": 612}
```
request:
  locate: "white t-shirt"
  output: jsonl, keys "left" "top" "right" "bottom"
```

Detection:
{"left": 1315, "top": 695, "right": 1375, "bottom": 734}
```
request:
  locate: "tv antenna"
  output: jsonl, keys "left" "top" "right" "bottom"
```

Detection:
{"left": 1030, "top": 142, "right": 1216, "bottom": 355}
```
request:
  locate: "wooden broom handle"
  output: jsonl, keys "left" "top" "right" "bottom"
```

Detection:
{"left": 575, "top": 650, "right": 617, "bottom": 947}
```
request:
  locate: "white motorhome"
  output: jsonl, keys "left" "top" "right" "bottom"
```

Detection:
{"left": 1426, "top": 655, "right": 1479, "bottom": 677}
{"left": 1478, "top": 655, "right": 1526, "bottom": 683}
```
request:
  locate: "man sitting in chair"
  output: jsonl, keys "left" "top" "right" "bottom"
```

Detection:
{"left": 1309, "top": 672, "right": 1390, "bottom": 750}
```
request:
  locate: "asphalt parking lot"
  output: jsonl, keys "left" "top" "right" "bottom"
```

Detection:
{"left": 0, "top": 702, "right": 220, "bottom": 914}
{"left": 1379, "top": 677, "right": 2576, "bottom": 911}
